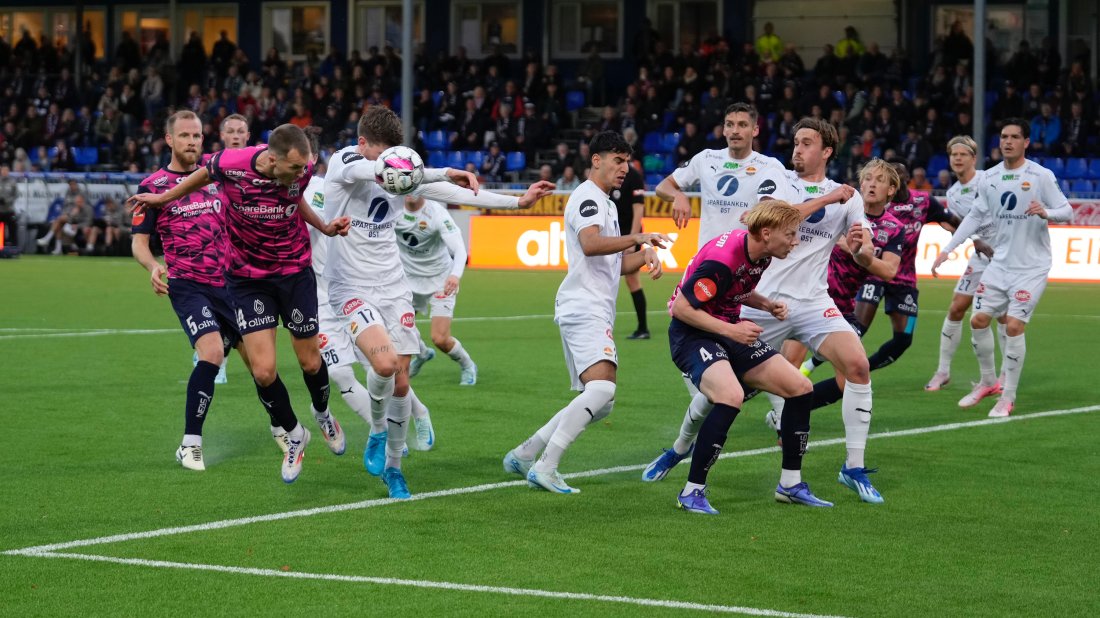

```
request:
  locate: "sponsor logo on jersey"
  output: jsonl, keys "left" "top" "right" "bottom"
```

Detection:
{"left": 694, "top": 278, "right": 717, "bottom": 300}
{"left": 131, "top": 207, "right": 146, "bottom": 226}
{"left": 1014, "top": 290, "right": 1032, "bottom": 302}
{"left": 757, "top": 179, "right": 777, "bottom": 195}
{"left": 716, "top": 175, "right": 739, "bottom": 197}
{"left": 318, "top": 333, "right": 329, "bottom": 349}
{"left": 444, "top": 220, "right": 456, "bottom": 232}
{"left": 253, "top": 300, "right": 265, "bottom": 314}
{"left": 1001, "top": 174, "right": 1018, "bottom": 181}
{"left": 291, "top": 309, "right": 304, "bottom": 323}
{"left": 251, "top": 177, "right": 275, "bottom": 186}
{"left": 723, "top": 162, "right": 739, "bottom": 170}
{"left": 804, "top": 185, "right": 820, "bottom": 194}
{"left": 823, "top": 308, "right": 841, "bottom": 318}
{"left": 342, "top": 299, "right": 364, "bottom": 315}
{"left": 225, "top": 169, "right": 246, "bottom": 178}
{"left": 400, "top": 312, "right": 415, "bottom": 328}
{"left": 311, "top": 192, "right": 324, "bottom": 209}
{"left": 579, "top": 199, "right": 599, "bottom": 217}
{"left": 284, "top": 203, "right": 298, "bottom": 218}
{"left": 1000, "top": 192, "right": 1018, "bottom": 211}
{"left": 341, "top": 151, "right": 365, "bottom": 164}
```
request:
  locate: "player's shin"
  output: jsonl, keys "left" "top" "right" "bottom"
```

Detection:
{"left": 256, "top": 374, "right": 301, "bottom": 436}
{"left": 779, "top": 393, "right": 812, "bottom": 488}
{"left": 971, "top": 326, "right": 998, "bottom": 385}
{"left": 1001, "top": 334, "right": 1026, "bottom": 401}
{"left": 184, "top": 360, "right": 221, "bottom": 444}
{"left": 938, "top": 317, "right": 964, "bottom": 374}
{"left": 302, "top": 362, "right": 331, "bottom": 413}
{"left": 329, "top": 365, "right": 373, "bottom": 424}
{"left": 684, "top": 403, "right": 740, "bottom": 489}
{"left": 533, "top": 380, "right": 616, "bottom": 473}
{"left": 366, "top": 368, "right": 395, "bottom": 433}
{"left": 841, "top": 381, "right": 872, "bottom": 469}
{"left": 674, "top": 392, "right": 713, "bottom": 455}
{"left": 384, "top": 394, "right": 412, "bottom": 469}
{"left": 811, "top": 377, "right": 844, "bottom": 410}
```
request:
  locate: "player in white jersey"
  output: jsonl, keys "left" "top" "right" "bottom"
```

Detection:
{"left": 932, "top": 119, "right": 1072, "bottom": 417}
{"left": 644, "top": 108, "right": 856, "bottom": 485}
{"left": 925, "top": 136, "right": 1001, "bottom": 392}
{"left": 325, "top": 107, "right": 554, "bottom": 498}
{"left": 657, "top": 103, "right": 790, "bottom": 247}
{"left": 503, "top": 131, "right": 669, "bottom": 494}
{"left": 737, "top": 118, "right": 884, "bottom": 504}
{"left": 399, "top": 196, "right": 479, "bottom": 388}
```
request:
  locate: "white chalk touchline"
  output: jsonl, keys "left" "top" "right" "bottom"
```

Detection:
{"left": 26, "top": 552, "right": 851, "bottom": 618}
{"left": 7, "top": 404, "right": 1098, "bottom": 557}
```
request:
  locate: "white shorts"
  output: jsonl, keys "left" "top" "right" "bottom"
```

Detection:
{"left": 556, "top": 314, "right": 617, "bottom": 391}
{"left": 973, "top": 266, "right": 1047, "bottom": 323}
{"left": 740, "top": 295, "right": 857, "bottom": 355}
{"left": 328, "top": 280, "right": 422, "bottom": 356}
{"left": 953, "top": 254, "right": 991, "bottom": 297}
{"left": 408, "top": 274, "right": 457, "bottom": 319}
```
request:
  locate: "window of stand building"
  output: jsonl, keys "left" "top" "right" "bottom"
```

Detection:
{"left": 263, "top": 2, "right": 330, "bottom": 61}
{"left": 353, "top": 1, "right": 424, "bottom": 53}
{"left": 649, "top": 1, "right": 719, "bottom": 52}
{"left": 452, "top": 1, "right": 520, "bottom": 57}
{"left": 119, "top": 9, "right": 171, "bottom": 56}
{"left": 182, "top": 6, "right": 238, "bottom": 55}
{"left": 0, "top": 9, "right": 107, "bottom": 61}
{"left": 552, "top": 1, "right": 622, "bottom": 58}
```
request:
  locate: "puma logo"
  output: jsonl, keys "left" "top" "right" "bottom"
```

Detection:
{"left": 386, "top": 418, "right": 406, "bottom": 427}
{"left": 340, "top": 388, "right": 354, "bottom": 395}
{"left": 259, "top": 397, "right": 275, "bottom": 409}
{"left": 1006, "top": 354, "right": 1020, "bottom": 362}
{"left": 942, "top": 332, "right": 953, "bottom": 340}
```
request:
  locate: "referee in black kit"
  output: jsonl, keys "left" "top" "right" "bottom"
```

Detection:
{"left": 611, "top": 164, "right": 650, "bottom": 339}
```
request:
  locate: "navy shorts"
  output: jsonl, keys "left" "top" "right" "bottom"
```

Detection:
{"left": 225, "top": 267, "right": 319, "bottom": 339}
{"left": 168, "top": 278, "right": 242, "bottom": 350}
{"left": 857, "top": 282, "right": 919, "bottom": 318}
{"left": 668, "top": 319, "right": 779, "bottom": 388}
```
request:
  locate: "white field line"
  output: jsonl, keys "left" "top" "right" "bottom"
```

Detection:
{"left": 23, "top": 552, "right": 851, "bottom": 618}
{"left": 7, "top": 404, "right": 1098, "bottom": 557}
{"left": 3, "top": 307, "right": 1098, "bottom": 340}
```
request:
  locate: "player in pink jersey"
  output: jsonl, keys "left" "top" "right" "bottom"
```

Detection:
{"left": 129, "top": 124, "right": 351, "bottom": 484}
{"left": 658, "top": 201, "right": 832, "bottom": 514}
{"left": 852, "top": 160, "right": 960, "bottom": 371}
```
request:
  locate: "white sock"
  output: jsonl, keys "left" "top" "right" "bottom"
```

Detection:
{"left": 409, "top": 387, "right": 429, "bottom": 420}
{"left": 971, "top": 326, "right": 998, "bottom": 385}
{"left": 996, "top": 322, "right": 1008, "bottom": 377}
{"left": 40, "top": 230, "right": 54, "bottom": 242}
{"left": 1001, "top": 334, "right": 1026, "bottom": 401}
{"left": 182, "top": 433, "right": 202, "bottom": 447}
{"left": 514, "top": 406, "right": 567, "bottom": 460}
{"left": 680, "top": 481, "right": 705, "bottom": 496}
{"left": 779, "top": 468, "right": 801, "bottom": 488}
{"left": 842, "top": 381, "right": 872, "bottom": 469}
{"left": 288, "top": 424, "right": 304, "bottom": 441}
{"left": 532, "top": 380, "right": 616, "bottom": 473}
{"left": 329, "top": 365, "right": 373, "bottom": 426}
{"left": 682, "top": 373, "right": 701, "bottom": 397}
{"left": 270, "top": 425, "right": 286, "bottom": 437}
{"left": 446, "top": 338, "right": 474, "bottom": 369}
{"left": 384, "top": 394, "right": 411, "bottom": 469}
{"left": 765, "top": 392, "right": 785, "bottom": 414}
{"left": 366, "top": 368, "right": 394, "bottom": 434}
{"left": 418, "top": 338, "right": 431, "bottom": 357}
{"left": 673, "top": 392, "right": 712, "bottom": 455}
{"left": 938, "top": 318, "right": 963, "bottom": 374}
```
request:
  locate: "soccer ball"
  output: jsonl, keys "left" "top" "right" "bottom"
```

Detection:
{"left": 374, "top": 146, "right": 425, "bottom": 195}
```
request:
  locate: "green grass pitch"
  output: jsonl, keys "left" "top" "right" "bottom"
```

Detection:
{"left": 2, "top": 256, "right": 1099, "bottom": 617}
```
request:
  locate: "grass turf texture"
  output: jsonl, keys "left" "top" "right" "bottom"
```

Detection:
{"left": 2, "top": 256, "right": 1099, "bottom": 617}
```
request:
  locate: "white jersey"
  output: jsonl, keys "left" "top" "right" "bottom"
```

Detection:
{"left": 303, "top": 175, "right": 331, "bottom": 276}
{"left": 968, "top": 160, "right": 1072, "bottom": 273}
{"left": 756, "top": 171, "right": 868, "bottom": 299}
{"left": 945, "top": 174, "right": 995, "bottom": 243}
{"left": 671, "top": 148, "right": 789, "bottom": 247}
{"left": 395, "top": 199, "right": 467, "bottom": 290}
{"left": 555, "top": 180, "right": 622, "bottom": 322}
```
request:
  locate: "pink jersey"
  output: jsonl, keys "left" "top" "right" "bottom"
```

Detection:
{"left": 668, "top": 229, "right": 771, "bottom": 323}
{"left": 206, "top": 146, "right": 313, "bottom": 278}
{"left": 872, "top": 189, "right": 953, "bottom": 287}
{"left": 827, "top": 210, "right": 905, "bottom": 315}
{"left": 132, "top": 166, "right": 228, "bottom": 287}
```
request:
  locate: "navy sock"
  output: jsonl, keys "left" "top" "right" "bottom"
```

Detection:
{"left": 255, "top": 375, "right": 298, "bottom": 432}
{"left": 631, "top": 289, "right": 647, "bottom": 332}
{"left": 686, "top": 403, "right": 740, "bottom": 485}
{"left": 868, "top": 330, "right": 914, "bottom": 370}
{"left": 780, "top": 393, "right": 812, "bottom": 470}
{"left": 185, "top": 360, "right": 220, "bottom": 436}
{"left": 302, "top": 362, "right": 330, "bottom": 412}
{"left": 255, "top": 381, "right": 280, "bottom": 427}
{"left": 811, "top": 377, "right": 844, "bottom": 410}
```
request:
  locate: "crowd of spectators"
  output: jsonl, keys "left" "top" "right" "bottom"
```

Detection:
{"left": 0, "top": 20, "right": 1096, "bottom": 196}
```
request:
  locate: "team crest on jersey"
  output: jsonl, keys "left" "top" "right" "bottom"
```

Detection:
{"left": 876, "top": 229, "right": 889, "bottom": 243}
{"left": 603, "top": 346, "right": 615, "bottom": 358}
{"left": 823, "top": 308, "right": 841, "bottom": 318}
{"left": 288, "top": 182, "right": 301, "bottom": 198}
{"left": 418, "top": 220, "right": 428, "bottom": 230}
{"left": 291, "top": 309, "right": 304, "bottom": 323}
{"left": 400, "top": 312, "right": 415, "bottom": 328}
{"left": 342, "top": 299, "right": 364, "bottom": 315}
{"left": 350, "top": 322, "right": 359, "bottom": 335}
{"left": 1014, "top": 290, "right": 1032, "bottom": 302}
{"left": 745, "top": 166, "right": 757, "bottom": 175}
{"left": 202, "top": 306, "right": 212, "bottom": 318}
{"left": 152, "top": 175, "right": 168, "bottom": 187}
{"left": 318, "top": 333, "right": 329, "bottom": 349}
{"left": 254, "top": 300, "right": 265, "bottom": 314}
{"left": 204, "top": 184, "right": 219, "bottom": 195}
{"left": 1020, "top": 181, "right": 1031, "bottom": 192}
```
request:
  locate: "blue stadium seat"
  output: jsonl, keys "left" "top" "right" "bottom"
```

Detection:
{"left": 73, "top": 147, "right": 99, "bottom": 167}
{"left": 446, "top": 150, "right": 465, "bottom": 169}
{"left": 424, "top": 130, "right": 448, "bottom": 150}
{"left": 46, "top": 198, "right": 64, "bottom": 222}
{"left": 47, "top": 146, "right": 59, "bottom": 161}
{"left": 661, "top": 132, "right": 681, "bottom": 153}
{"left": 505, "top": 151, "right": 526, "bottom": 171}
{"left": 465, "top": 150, "right": 485, "bottom": 169}
{"left": 432, "top": 90, "right": 444, "bottom": 107}
{"left": 427, "top": 150, "right": 447, "bottom": 168}
{"left": 1059, "top": 179, "right": 1072, "bottom": 194}
{"left": 643, "top": 131, "right": 663, "bottom": 154}
{"left": 1041, "top": 157, "right": 1064, "bottom": 176}
{"left": 1089, "top": 158, "right": 1100, "bottom": 180}
{"left": 662, "top": 110, "right": 676, "bottom": 130}
{"left": 927, "top": 154, "right": 949, "bottom": 177}
{"left": 984, "top": 90, "right": 997, "bottom": 111}
{"left": 1064, "top": 158, "right": 1088, "bottom": 179}
{"left": 565, "top": 90, "right": 585, "bottom": 111}
{"left": 1069, "top": 179, "right": 1093, "bottom": 194}
{"left": 833, "top": 90, "right": 847, "bottom": 108}
{"left": 93, "top": 200, "right": 106, "bottom": 218}
{"left": 645, "top": 173, "right": 664, "bottom": 187}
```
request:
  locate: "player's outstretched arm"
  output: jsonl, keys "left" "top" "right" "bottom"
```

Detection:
{"left": 621, "top": 246, "right": 663, "bottom": 280}
{"left": 297, "top": 197, "right": 350, "bottom": 236}
{"left": 933, "top": 215, "right": 983, "bottom": 276}
{"left": 126, "top": 168, "right": 212, "bottom": 211}
{"left": 131, "top": 233, "right": 168, "bottom": 295}
{"left": 578, "top": 227, "right": 669, "bottom": 257}
{"left": 655, "top": 175, "right": 692, "bottom": 229}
